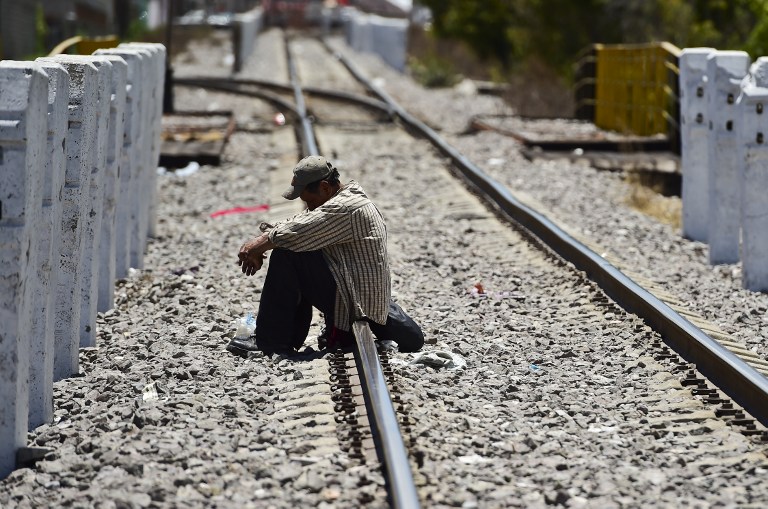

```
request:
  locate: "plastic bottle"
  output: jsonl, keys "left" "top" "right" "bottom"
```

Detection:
{"left": 234, "top": 313, "right": 256, "bottom": 339}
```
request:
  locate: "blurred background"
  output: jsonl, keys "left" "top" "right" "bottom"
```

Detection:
{"left": 4, "top": 0, "right": 768, "bottom": 119}
{"left": 0, "top": 0, "right": 260, "bottom": 60}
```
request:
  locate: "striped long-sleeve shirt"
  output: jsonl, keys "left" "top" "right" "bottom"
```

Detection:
{"left": 267, "top": 181, "right": 390, "bottom": 330}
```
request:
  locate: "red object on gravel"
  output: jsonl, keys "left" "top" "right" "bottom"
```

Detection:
{"left": 209, "top": 204, "right": 270, "bottom": 218}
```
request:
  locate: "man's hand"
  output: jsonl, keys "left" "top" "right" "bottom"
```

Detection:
{"left": 236, "top": 234, "right": 274, "bottom": 276}
{"left": 239, "top": 236, "right": 264, "bottom": 259}
{"left": 238, "top": 251, "right": 267, "bottom": 276}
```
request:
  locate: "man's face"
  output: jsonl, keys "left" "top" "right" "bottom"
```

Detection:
{"left": 300, "top": 181, "right": 334, "bottom": 210}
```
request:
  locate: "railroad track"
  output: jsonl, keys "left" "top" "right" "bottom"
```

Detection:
{"left": 325, "top": 46, "right": 768, "bottom": 424}
{"left": 166, "top": 30, "right": 768, "bottom": 507}
{"left": 283, "top": 34, "right": 421, "bottom": 509}
{"left": 6, "top": 28, "right": 767, "bottom": 507}
{"left": 183, "top": 35, "right": 423, "bottom": 508}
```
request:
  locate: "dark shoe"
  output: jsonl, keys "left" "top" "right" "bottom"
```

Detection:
{"left": 226, "top": 337, "right": 260, "bottom": 357}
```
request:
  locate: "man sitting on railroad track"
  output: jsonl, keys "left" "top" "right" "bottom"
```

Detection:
{"left": 227, "top": 155, "right": 424, "bottom": 357}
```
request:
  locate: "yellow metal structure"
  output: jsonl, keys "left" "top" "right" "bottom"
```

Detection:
{"left": 594, "top": 42, "right": 681, "bottom": 136}
{"left": 48, "top": 35, "right": 119, "bottom": 56}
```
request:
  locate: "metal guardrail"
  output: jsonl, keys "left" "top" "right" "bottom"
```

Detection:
{"left": 574, "top": 42, "right": 681, "bottom": 153}
{"left": 48, "top": 35, "right": 119, "bottom": 57}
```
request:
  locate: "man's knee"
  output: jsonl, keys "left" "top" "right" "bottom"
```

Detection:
{"left": 395, "top": 331, "right": 424, "bottom": 353}
{"left": 374, "top": 301, "right": 424, "bottom": 352}
{"left": 264, "top": 248, "right": 292, "bottom": 275}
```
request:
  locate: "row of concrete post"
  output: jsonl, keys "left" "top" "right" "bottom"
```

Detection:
{"left": 680, "top": 49, "right": 768, "bottom": 291}
{"left": 232, "top": 7, "right": 263, "bottom": 73}
{"left": 0, "top": 42, "right": 165, "bottom": 478}
{"left": 342, "top": 9, "right": 408, "bottom": 72}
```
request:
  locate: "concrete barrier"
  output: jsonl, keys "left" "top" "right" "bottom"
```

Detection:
{"left": 76, "top": 56, "right": 113, "bottom": 349}
{"left": 36, "top": 56, "right": 100, "bottom": 380}
{"left": 0, "top": 44, "right": 165, "bottom": 479}
{"left": 739, "top": 58, "right": 768, "bottom": 291}
{"left": 347, "top": 12, "right": 373, "bottom": 54}
{"left": 121, "top": 43, "right": 165, "bottom": 241}
{"left": 94, "top": 48, "right": 146, "bottom": 278}
{"left": 706, "top": 51, "right": 751, "bottom": 265}
{"left": 678, "top": 48, "right": 768, "bottom": 289}
{"left": 344, "top": 10, "right": 407, "bottom": 73}
{"left": 110, "top": 47, "right": 151, "bottom": 269}
{"left": 91, "top": 55, "right": 127, "bottom": 313}
{"left": 29, "top": 62, "right": 69, "bottom": 429}
{"left": 233, "top": 8, "right": 263, "bottom": 73}
{"left": 0, "top": 61, "right": 48, "bottom": 479}
{"left": 679, "top": 48, "right": 715, "bottom": 242}
{"left": 370, "top": 16, "right": 408, "bottom": 72}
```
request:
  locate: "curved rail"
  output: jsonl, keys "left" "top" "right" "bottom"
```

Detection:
{"left": 324, "top": 42, "right": 768, "bottom": 428}
{"left": 173, "top": 76, "right": 394, "bottom": 118}
{"left": 174, "top": 77, "right": 301, "bottom": 119}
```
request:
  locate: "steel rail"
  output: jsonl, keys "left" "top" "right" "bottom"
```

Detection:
{"left": 281, "top": 38, "right": 421, "bottom": 509}
{"left": 174, "top": 78, "right": 301, "bottom": 119}
{"left": 173, "top": 76, "right": 394, "bottom": 118}
{"left": 353, "top": 322, "right": 421, "bottom": 509}
{"left": 469, "top": 115, "right": 674, "bottom": 152}
{"left": 325, "top": 42, "right": 768, "bottom": 427}
{"left": 180, "top": 68, "right": 418, "bottom": 508}
{"left": 285, "top": 34, "right": 318, "bottom": 157}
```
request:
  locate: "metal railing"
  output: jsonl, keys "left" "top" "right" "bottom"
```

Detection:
{"left": 574, "top": 42, "right": 681, "bottom": 152}
{"left": 47, "top": 35, "right": 119, "bottom": 57}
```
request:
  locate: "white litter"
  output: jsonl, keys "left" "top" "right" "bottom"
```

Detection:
{"left": 142, "top": 382, "right": 159, "bottom": 402}
{"left": 410, "top": 350, "right": 466, "bottom": 370}
{"left": 233, "top": 313, "right": 256, "bottom": 339}
{"left": 157, "top": 161, "right": 200, "bottom": 177}
{"left": 458, "top": 454, "right": 488, "bottom": 464}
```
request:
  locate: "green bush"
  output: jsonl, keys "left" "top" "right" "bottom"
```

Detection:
{"left": 408, "top": 55, "right": 461, "bottom": 88}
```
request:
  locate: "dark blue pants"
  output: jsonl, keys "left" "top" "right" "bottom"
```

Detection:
{"left": 254, "top": 249, "right": 424, "bottom": 353}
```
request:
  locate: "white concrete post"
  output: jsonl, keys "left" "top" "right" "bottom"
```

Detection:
{"left": 233, "top": 8, "right": 262, "bottom": 72}
{"left": 93, "top": 49, "right": 143, "bottom": 279}
{"left": 29, "top": 61, "right": 70, "bottom": 429}
{"left": 679, "top": 48, "right": 715, "bottom": 242}
{"left": 353, "top": 15, "right": 373, "bottom": 54}
{"left": 115, "top": 46, "right": 150, "bottom": 270}
{"left": 37, "top": 57, "right": 99, "bottom": 380}
{"left": 344, "top": 9, "right": 354, "bottom": 46}
{"left": 0, "top": 61, "right": 48, "bottom": 479}
{"left": 739, "top": 57, "right": 768, "bottom": 291}
{"left": 56, "top": 57, "right": 112, "bottom": 349}
{"left": 90, "top": 55, "right": 127, "bottom": 313}
{"left": 321, "top": 7, "right": 332, "bottom": 35}
{"left": 121, "top": 43, "right": 166, "bottom": 240}
{"left": 707, "top": 51, "right": 751, "bottom": 264}
{"left": 371, "top": 16, "right": 408, "bottom": 72}
{"left": 82, "top": 57, "right": 112, "bottom": 346}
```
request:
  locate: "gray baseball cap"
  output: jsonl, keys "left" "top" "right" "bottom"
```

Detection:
{"left": 282, "top": 155, "right": 335, "bottom": 200}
